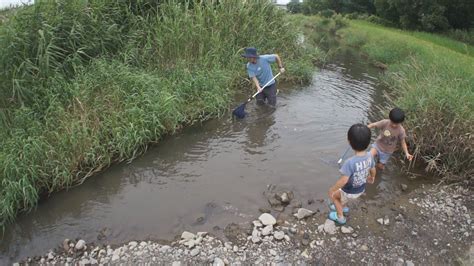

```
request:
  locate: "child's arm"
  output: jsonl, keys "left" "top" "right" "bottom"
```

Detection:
{"left": 367, "top": 167, "right": 376, "bottom": 184}
{"left": 328, "top": 176, "right": 349, "bottom": 199}
{"left": 368, "top": 120, "right": 384, "bottom": 129}
{"left": 401, "top": 138, "right": 413, "bottom": 161}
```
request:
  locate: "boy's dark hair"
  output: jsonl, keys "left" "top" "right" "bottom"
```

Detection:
{"left": 348, "top": 123, "right": 371, "bottom": 151}
{"left": 389, "top": 107, "right": 405, "bottom": 123}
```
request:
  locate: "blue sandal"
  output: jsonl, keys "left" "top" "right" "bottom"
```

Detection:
{"left": 329, "top": 203, "right": 349, "bottom": 213}
{"left": 328, "top": 211, "right": 346, "bottom": 225}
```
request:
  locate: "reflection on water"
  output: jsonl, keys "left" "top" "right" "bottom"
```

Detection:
{"left": 1, "top": 53, "right": 426, "bottom": 264}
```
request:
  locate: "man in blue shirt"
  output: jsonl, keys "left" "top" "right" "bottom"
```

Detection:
{"left": 241, "top": 47, "right": 285, "bottom": 106}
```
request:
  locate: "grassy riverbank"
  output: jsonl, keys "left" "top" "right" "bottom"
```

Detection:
{"left": 299, "top": 15, "right": 473, "bottom": 181}
{"left": 342, "top": 21, "right": 473, "bottom": 181}
{"left": 0, "top": 1, "right": 318, "bottom": 227}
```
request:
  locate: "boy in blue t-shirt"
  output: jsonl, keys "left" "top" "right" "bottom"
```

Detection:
{"left": 328, "top": 123, "right": 376, "bottom": 225}
{"left": 241, "top": 47, "right": 285, "bottom": 106}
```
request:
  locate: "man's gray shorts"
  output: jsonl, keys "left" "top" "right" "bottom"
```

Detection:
{"left": 256, "top": 82, "right": 277, "bottom": 106}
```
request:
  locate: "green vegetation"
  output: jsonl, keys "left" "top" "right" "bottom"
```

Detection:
{"left": 0, "top": 0, "right": 317, "bottom": 227}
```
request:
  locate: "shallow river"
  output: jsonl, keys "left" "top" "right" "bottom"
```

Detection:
{"left": 1, "top": 54, "right": 423, "bottom": 264}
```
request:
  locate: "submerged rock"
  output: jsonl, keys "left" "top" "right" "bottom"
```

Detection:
{"left": 75, "top": 240, "right": 86, "bottom": 251}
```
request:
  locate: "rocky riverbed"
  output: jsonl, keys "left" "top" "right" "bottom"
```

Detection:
{"left": 15, "top": 180, "right": 473, "bottom": 265}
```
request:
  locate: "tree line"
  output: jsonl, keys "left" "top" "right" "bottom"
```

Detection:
{"left": 288, "top": 0, "right": 473, "bottom": 32}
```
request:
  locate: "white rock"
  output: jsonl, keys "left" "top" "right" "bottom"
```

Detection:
{"left": 317, "top": 224, "right": 325, "bottom": 233}
{"left": 253, "top": 220, "right": 263, "bottom": 227}
{"left": 251, "top": 235, "right": 261, "bottom": 243}
{"left": 274, "top": 231, "right": 285, "bottom": 240}
{"left": 233, "top": 245, "right": 239, "bottom": 252}
{"left": 377, "top": 218, "right": 384, "bottom": 225}
{"left": 259, "top": 213, "right": 277, "bottom": 226}
{"left": 160, "top": 245, "right": 171, "bottom": 253}
{"left": 269, "top": 249, "right": 277, "bottom": 256}
{"left": 316, "top": 240, "right": 324, "bottom": 246}
{"left": 323, "top": 219, "right": 337, "bottom": 235}
{"left": 341, "top": 226, "right": 354, "bottom": 234}
{"left": 261, "top": 225, "right": 273, "bottom": 236}
{"left": 140, "top": 241, "right": 147, "bottom": 247}
{"left": 384, "top": 218, "right": 390, "bottom": 225}
{"left": 197, "top": 232, "right": 208, "bottom": 237}
{"left": 181, "top": 231, "right": 195, "bottom": 240}
{"left": 281, "top": 192, "right": 290, "bottom": 203}
{"left": 184, "top": 240, "right": 195, "bottom": 249}
{"left": 190, "top": 248, "right": 200, "bottom": 257}
{"left": 294, "top": 208, "right": 314, "bottom": 220}
{"left": 129, "top": 241, "right": 138, "bottom": 249}
{"left": 213, "top": 257, "right": 225, "bottom": 266}
{"left": 406, "top": 260, "right": 414, "bottom": 266}
{"left": 172, "top": 261, "right": 181, "bottom": 266}
{"left": 301, "top": 249, "right": 310, "bottom": 259}
{"left": 111, "top": 254, "right": 120, "bottom": 262}
{"left": 252, "top": 228, "right": 260, "bottom": 237}
{"left": 75, "top": 240, "right": 86, "bottom": 251}
{"left": 284, "top": 235, "right": 291, "bottom": 241}
{"left": 195, "top": 236, "right": 203, "bottom": 245}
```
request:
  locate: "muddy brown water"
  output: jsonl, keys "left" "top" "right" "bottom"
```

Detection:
{"left": 1, "top": 54, "right": 427, "bottom": 264}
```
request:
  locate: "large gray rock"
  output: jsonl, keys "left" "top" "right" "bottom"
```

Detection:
{"left": 259, "top": 213, "right": 276, "bottom": 226}
{"left": 323, "top": 219, "right": 337, "bottom": 235}
{"left": 294, "top": 208, "right": 314, "bottom": 220}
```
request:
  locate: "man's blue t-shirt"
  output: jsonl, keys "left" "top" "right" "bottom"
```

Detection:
{"left": 246, "top": 54, "right": 277, "bottom": 87}
{"left": 339, "top": 152, "right": 375, "bottom": 194}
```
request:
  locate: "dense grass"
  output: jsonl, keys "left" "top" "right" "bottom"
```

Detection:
{"left": 0, "top": 1, "right": 318, "bottom": 227}
{"left": 339, "top": 20, "right": 474, "bottom": 181}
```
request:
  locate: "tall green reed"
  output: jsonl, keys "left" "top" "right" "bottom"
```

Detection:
{"left": 0, "top": 0, "right": 316, "bottom": 227}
